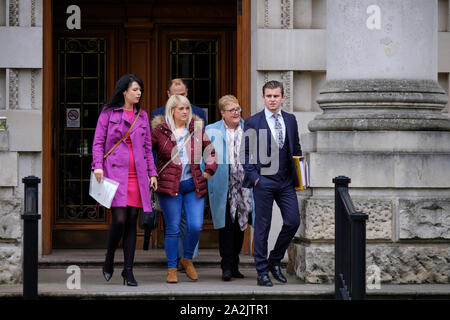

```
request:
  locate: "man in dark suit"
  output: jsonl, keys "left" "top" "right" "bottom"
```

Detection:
{"left": 242, "top": 80, "right": 301, "bottom": 286}
{"left": 151, "top": 78, "right": 207, "bottom": 269}
{"left": 151, "top": 78, "right": 207, "bottom": 124}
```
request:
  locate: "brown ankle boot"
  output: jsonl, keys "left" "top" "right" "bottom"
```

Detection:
{"left": 166, "top": 268, "right": 178, "bottom": 283}
{"left": 180, "top": 257, "right": 198, "bottom": 281}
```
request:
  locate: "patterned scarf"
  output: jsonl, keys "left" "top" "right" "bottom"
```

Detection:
{"left": 226, "top": 123, "right": 253, "bottom": 231}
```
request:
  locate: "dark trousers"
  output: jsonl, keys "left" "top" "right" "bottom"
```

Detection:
{"left": 219, "top": 202, "right": 245, "bottom": 272}
{"left": 252, "top": 176, "right": 300, "bottom": 275}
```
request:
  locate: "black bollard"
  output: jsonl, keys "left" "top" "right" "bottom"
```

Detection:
{"left": 21, "top": 176, "right": 41, "bottom": 300}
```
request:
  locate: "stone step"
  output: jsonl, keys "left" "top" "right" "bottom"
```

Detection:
{"left": 2, "top": 267, "right": 334, "bottom": 300}
{"left": 38, "top": 249, "right": 287, "bottom": 269}
{"left": 2, "top": 267, "right": 450, "bottom": 300}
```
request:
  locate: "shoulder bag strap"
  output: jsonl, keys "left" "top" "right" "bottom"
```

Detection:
{"left": 157, "top": 129, "right": 197, "bottom": 176}
{"left": 104, "top": 109, "right": 142, "bottom": 159}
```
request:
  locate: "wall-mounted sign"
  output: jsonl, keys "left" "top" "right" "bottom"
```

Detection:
{"left": 66, "top": 108, "right": 80, "bottom": 128}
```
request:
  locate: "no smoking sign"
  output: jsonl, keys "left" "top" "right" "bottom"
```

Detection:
{"left": 66, "top": 108, "right": 80, "bottom": 128}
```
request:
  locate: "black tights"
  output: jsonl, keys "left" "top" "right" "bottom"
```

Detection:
{"left": 104, "top": 206, "right": 139, "bottom": 271}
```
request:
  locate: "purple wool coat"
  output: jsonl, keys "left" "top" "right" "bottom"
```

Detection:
{"left": 92, "top": 106, "right": 157, "bottom": 212}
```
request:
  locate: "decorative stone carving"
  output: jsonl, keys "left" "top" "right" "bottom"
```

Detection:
{"left": 8, "top": 69, "right": 19, "bottom": 110}
{"left": 31, "top": 0, "right": 37, "bottom": 27}
{"left": 264, "top": 0, "right": 269, "bottom": 28}
{"left": 280, "top": 71, "right": 292, "bottom": 112}
{"left": 9, "top": 0, "right": 20, "bottom": 27}
{"left": 281, "top": 0, "right": 292, "bottom": 29}
{"left": 31, "top": 69, "right": 37, "bottom": 109}
{"left": 400, "top": 199, "right": 450, "bottom": 239}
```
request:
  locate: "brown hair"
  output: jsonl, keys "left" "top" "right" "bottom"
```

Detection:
{"left": 167, "top": 78, "right": 186, "bottom": 91}
{"left": 262, "top": 80, "right": 284, "bottom": 96}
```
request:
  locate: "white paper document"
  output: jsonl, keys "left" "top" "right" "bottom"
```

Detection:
{"left": 89, "top": 171, "right": 119, "bottom": 208}
{"left": 298, "top": 157, "right": 310, "bottom": 188}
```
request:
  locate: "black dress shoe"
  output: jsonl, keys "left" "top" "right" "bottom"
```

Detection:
{"left": 269, "top": 264, "right": 287, "bottom": 283}
{"left": 222, "top": 269, "right": 232, "bottom": 281}
{"left": 257, "top": 274, "right": 273, "bottom": 287}
{"left": 232, "top": 270, "right": 245, "bottom": 279}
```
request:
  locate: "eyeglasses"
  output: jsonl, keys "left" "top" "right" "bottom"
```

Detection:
{"left": 223, "top": 107, "right": 242, "bottom": 114}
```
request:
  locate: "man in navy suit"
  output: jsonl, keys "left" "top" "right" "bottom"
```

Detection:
{"left": 151, "top": 78, "right": 207, "bottom": 124}
{"left": 242, "top": 80, "right": 301, "bottom": 286}
{"left": 151, "top": 78, "right": 207, "bottom": 269}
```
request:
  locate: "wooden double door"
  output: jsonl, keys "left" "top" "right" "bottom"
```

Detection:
{"left": 45, "top": 0, "right": 250, "bottom": 252}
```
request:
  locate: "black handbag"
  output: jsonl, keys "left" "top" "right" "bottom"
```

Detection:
{"left": 139, "top": 192, "right": 161, "bottom": 250}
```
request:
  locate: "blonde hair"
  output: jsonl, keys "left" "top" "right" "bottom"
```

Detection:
{"left": 218, "top": 94, "right": 239, "bottom": 111}
{"left": 165, "top": 94, "right": 192, "bottom": 132}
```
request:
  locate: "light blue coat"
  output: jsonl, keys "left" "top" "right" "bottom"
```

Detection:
{"left": 204, "top": 119, "right": 255, "bottom": 230}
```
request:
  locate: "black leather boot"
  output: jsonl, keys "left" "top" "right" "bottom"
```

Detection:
{"left": 121, "top": 268, "right": 138, "bottom": 286}
{"left": 102, "top": 252, "right": 114, "bottom": 282}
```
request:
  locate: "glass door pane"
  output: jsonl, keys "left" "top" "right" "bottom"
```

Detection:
{"left": 169, "top": 38, "right": 218, "bottom": 124}
{"left": 56, "top": 38, "right": 107, "bottom": 223}
{"left": 169, "top": 38, "right": 219, "bottom": 228}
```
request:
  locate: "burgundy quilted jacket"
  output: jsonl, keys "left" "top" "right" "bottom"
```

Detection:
{"left": 151, "top": 114, "right": 217, "bottom": 198}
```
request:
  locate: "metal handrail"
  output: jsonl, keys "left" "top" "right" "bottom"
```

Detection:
{"left": 333, "top": 176, "right": 368, "bottom": 300}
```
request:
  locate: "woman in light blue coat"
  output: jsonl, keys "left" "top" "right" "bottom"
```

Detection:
{"left": 204, "top": 95, "right": 255, "bottom": 281}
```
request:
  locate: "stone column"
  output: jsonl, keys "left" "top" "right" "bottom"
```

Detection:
{"left": 309, "top": 0, "right": 450, "bottom": 131}
{"left": 290, "top": 0, "right": 450, "bottom": 284}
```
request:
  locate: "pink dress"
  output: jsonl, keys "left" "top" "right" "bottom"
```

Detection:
{"left": 124, "top": 109, "right": 143, "bottom": 208}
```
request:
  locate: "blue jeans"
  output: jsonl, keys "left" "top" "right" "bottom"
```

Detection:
{"left": 178, "top": 210, "right": 199, "bottom": 260}
{"left": 157, "top": 178, "right": 205, "bottom": 268}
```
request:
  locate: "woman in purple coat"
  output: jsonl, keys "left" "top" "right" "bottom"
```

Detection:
{"left": 92, "top": 74, "right": 158, "bottom": 286}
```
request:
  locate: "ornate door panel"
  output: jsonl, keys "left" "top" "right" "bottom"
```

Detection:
{"left": 53, "top": 37, "right": 110, "bottom": 248}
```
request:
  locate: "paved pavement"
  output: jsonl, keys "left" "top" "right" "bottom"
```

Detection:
{"left": 0, "top": 266, "right": 335, "bottom": 299}
{"left": 1, "top": 249, "right": 450, "bottom": 300}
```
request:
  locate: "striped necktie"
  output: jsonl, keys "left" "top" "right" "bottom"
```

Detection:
{"left": 273, "top": 113, "right": 284, "bottom": 148}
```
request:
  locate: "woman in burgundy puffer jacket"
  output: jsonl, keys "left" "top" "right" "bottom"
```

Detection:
{"left": 151, "top": 94, "right": 217, "bottom": 283}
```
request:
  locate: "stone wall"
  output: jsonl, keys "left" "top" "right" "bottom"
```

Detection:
{"left": 288, "top": 194, "right": 450, "bottom": 284}
{"left": 284, "top": 0, "right": 450, "bottom": 285}
{"left": 287, "top": 130, "right": 450, "bottom": 284}
{"left": 0, "top": 196, "right": 22, "bottom": 284}
{"left": 288, "top": 241, "right": 450, "bottom": 284}
{"left": 0, "top": 0, "right": 43, "bottom": 284}
{"left": 0, "top": 127, "right": 24, "bottom": 285}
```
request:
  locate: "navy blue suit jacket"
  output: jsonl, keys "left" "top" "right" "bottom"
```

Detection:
{"left": 151, "top": 104, "right": 207, "bottom": 125}
{"left": 242, "top": 109, "right": 302, "bottom": 188}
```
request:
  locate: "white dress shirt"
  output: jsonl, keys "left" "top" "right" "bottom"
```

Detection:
{"left": 264, "top": 107, "right": 286, "bottom": 144}
{"left": 224, "top": 121, "right": 243, "bottom": 165}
